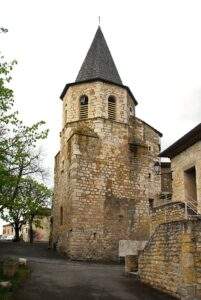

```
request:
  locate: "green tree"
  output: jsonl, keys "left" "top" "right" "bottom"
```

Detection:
{"left": 0, "top": 116, "right": 49, "bottom": 239}
{"left": 0, "top": 48, "right": 18, "bottom": 212}
{"left": 1, "top": 191, "right": 27, "bottom": 241}
{"left": 0, "top": 28, "right": 50, "bottom": 241}
{"left": 20, "top": 177, "right": 52, "bottom": 243}
{"left": 1, "top": 177, "right": 51, "bottom": 242}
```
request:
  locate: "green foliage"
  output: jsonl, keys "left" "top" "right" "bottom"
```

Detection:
{"left": 0, "top": 260, "right": 30, "bottom": 300}
{"left": 0, "top": 30, "right": 51, "bottom": 241}
{"left": 20, "top": 177, "right": 52, "bottom": 242}
{"left": 21, "top": 177, "right": 52, "bottom": 220}
{"left": 0, "top": 51, "right": 19, "bottom": 213}
{"left": 0, "top": 53, "right": 49, "bottom": 214}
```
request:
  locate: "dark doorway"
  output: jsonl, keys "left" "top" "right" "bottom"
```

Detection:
{"left": 184, "top": 166, "right": 197, "bottom": 203}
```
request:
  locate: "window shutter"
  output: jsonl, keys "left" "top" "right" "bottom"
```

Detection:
{"left": 80, "top": 95, "right": 88, "bottom": 119}
{"left": 108, "top": 96, "right": 116, "bottom": 120}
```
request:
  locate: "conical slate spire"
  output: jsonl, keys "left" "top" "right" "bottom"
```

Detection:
{"left": 76, "top": 27, "right": 122, "bottom": 85}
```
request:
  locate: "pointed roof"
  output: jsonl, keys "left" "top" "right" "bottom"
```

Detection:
{"left": 60, "top": 27, "right": 138, "bottom": 105}
{"left": 76, "top": 26, "right": 122, "bottom": 85}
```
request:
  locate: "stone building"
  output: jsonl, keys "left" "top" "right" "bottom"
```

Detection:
{"left": 52, "top": 26, "right": 162, "bottom": 261}
{"left": 160, "top": 123, "right": 201, "bottom": 213}
{"left": 2, "top": 223, "right": 14, "bottom": 238}
{"left": 139, "top": 123, "right": 201, "bottom": 299}
{"left": 21, "top": 216, "right": 50, "bottom": 242}
{"left": 2, "top": 215, "right": 50, "bottom": 242}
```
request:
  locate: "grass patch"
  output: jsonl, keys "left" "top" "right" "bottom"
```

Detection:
{"left": 0, "top": 261, "right": 30, "bottom": 300}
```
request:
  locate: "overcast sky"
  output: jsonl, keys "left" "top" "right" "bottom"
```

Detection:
{"left": 0, "top": 0, "right": 201, "bottom": 233}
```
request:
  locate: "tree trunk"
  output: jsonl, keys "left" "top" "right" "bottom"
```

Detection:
{"left": 13, "top": 222, "right": 20, "bottom": 242}
{"left": 29, "top": 218, "right": 34, "bottom": 244}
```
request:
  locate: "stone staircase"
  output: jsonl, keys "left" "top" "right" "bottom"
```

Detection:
{"left": 124, "top": 198, "right": 201, "bottom": 277}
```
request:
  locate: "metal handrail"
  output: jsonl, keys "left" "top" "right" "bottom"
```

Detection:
{"left": 187, "top": 196, "right": 197, "bottom": 211}
{"left": 185, "top": 197, "right": 198, "bottom": 218}
{"left": 159, "top": 197, "right": 198, "bottom": 218}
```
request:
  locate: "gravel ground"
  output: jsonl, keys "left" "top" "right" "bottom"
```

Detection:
{"left": 0, "top": 241, "right": 176, "bottom": 300}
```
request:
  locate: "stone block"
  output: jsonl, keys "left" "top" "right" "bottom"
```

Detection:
{"left": 0, "top": 281, "right": 11, "bottom": 288}
{"left": 125, "top": 255, "right": 138, "bottom": 274}
{"left": 119, "top": 240, "right": 147, "bottom": 257}
{"left": 18, "top": 258, "right": 27, "bottom": 266}
{"left": 3, "top": 260, "right": 18, "bottom": 278}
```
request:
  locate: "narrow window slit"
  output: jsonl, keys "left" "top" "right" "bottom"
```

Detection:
{"left": 80, "top": 95, "right": 88, "bottom": 119}
{"left": 108, "top": 96, "right": 116, "bottom": 120}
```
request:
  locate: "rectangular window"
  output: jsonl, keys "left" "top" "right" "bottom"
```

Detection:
{"left": 60, "top": 207, "right": 63, "bottom": 225}
{"left": 184, "top": 166, "right": 197, "bottom": 205}
{"left": 61, "top": 160, "right": 64, "bottom": 173}
{"left": 108, "top": 96, "right": 116, "bottom": 120}
{"left": 80, "top": 95, "right": 88, "bottom": 119}
{"left": 149, "top": 198, "right": 154, "bottom": 210}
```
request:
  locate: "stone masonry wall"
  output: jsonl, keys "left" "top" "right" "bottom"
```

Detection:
{"left": 52, "top": 81, "right": 161, "bottom": 261}
{"left": 161, "top": 162, "right": 172, "bottom": 193}
{"left": 62, "top": 81, "right": 135, "bottom": 125}
{"left": 150, "top": 202, "right": 186, "bottom": 234}
{"left": 171, "top": 141, "right": 201, "bottom": 212}
{"left": 192, "top": 219, "right": 201, "bottom": 297}
{"left": 139, "top": 219, "right": 201, "bottom": 299}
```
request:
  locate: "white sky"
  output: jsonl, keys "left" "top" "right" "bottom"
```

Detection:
{"left": 0, "top": 0, "right": 201, "bottom": 233}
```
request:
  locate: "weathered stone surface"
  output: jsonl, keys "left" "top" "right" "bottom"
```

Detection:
{"left": 3, "top": 260, "right": 18, "bottom": 278}
{"left": 0, "top": 281, "right": 11, "bottom": 288}
{"left": 125, "top": 255, "right": 138, "bottom": 274}
{"left": 150, "top": 201, "right": 187, "bottom": 234}
{"left": 18, "top": 258, "right": 27, "bottom": 266}
{"left": 119, "top": 240, "right": 147, "bottom": 257}
{"left": 139, "top": 219, "right": 201, "bottom": 299}
{"left": 171, "top": 141, "right": 201, "bottom": 212}
{"left": 161, "top": 162, "right": 172, "bottom": 194}
{"left": 52, "top": 81, "right": 161, "bottom": 261}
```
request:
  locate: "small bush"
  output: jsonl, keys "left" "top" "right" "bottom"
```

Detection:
{"left": 0, "top": 259, "right": 30, "bottom": 300}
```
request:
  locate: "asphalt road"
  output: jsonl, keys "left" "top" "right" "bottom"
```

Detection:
{"left": 0, "top": 241, "right": 176, "bottom": 300}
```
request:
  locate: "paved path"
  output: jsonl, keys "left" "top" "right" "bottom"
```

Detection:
{"left": 0, "top": 241, "right": 175, "bottom": 300}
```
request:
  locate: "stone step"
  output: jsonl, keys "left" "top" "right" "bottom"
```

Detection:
{"left": 129, "top": 271, "right": 139, "bottom": 278}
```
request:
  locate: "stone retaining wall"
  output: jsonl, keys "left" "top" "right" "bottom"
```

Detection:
{"left": 151, "top": 201, "right": 186, "bottom": 234}
{"left": 139, "top": 219, "right": 201, "bottom": 299}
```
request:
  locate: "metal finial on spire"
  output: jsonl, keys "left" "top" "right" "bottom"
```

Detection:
{"left": 98, "top": 16, "right": 101, "bottom": 26}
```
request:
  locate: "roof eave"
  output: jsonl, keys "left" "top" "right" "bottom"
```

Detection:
{"left": 159, "top": 149, "right": 173, "bottom": 158}
{"left": 159, "top": 123, "right": 201, "bottom": 159}
{"left": 60, "top": 78, "right": 138, "bottom": 106}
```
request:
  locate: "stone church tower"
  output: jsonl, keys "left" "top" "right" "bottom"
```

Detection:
{"left": 52, "top": 27, "right": 162, "bottom": 261}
